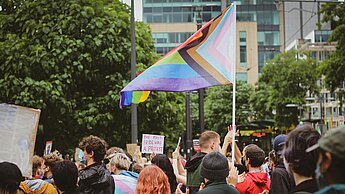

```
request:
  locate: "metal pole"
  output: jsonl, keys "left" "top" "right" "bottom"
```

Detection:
{"left": 198, "top": 89, "right": 205, "bottom": 133}
{"left": 317, "top": 2, "right": 321, "bottom": 30}
{"left": 299, "top": 1, "right": 303, "bottom": 39}
{"left": 196, "top": 10, "right": 205, "bottom": 133}
{"left": 130, "top": 0, "right": 138, "bottom": 144}
{"left": 231, "top": 3, "right": 237, "bottom": 164}
{"left": 186, "top": 92, "right": 192, "bottom": 160}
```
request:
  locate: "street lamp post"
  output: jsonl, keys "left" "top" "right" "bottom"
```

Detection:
{"left": 186, "top": 6, "right": 204, "bottom": 160}
{"left": 286, "top": 104, "right": 303, "bottom": 124}
{"left": 196, "top": 6, "right": 204, "bottom": 133}
{"left": 130, "top": 0, "right": 137, "bottom": 144}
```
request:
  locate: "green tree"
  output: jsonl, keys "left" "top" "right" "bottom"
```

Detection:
{"left": 319, "top": 3, "right": 345, "bottom": 91}
{"left": 0, "top": 0, "right": 184, "bottom": 154}
{"left": 255, "top": 50, "right": 320, "bottom": 128}
{"left": 204, "top": 81, "right": 254, "bottom": 137}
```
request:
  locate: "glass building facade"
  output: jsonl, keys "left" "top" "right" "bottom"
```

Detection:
{"left": 227, "top": 0, "right": 281, "bottom": 72}
{"left": 143, "top": 0, "right": 222, "bottom": 55}
{"left": 143, "top": 0, "right": 282, "bottom": 74}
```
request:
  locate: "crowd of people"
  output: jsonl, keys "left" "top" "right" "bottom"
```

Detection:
{"left": 0, "top": 124, "right": 345, "bottom": 194}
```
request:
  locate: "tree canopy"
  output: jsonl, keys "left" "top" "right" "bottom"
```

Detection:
{"left": 252, "top": 50, "right": 320, "bottom": 128}
{"left": 319, "top": 3, "right": 345, "bottom": 91}
{"left": 0, "top": 0, "right": 185, "bottom": 154}
{"left": 204, "top": 81, "right": 254, "bottom": 137}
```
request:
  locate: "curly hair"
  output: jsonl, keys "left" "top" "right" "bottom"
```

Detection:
{"left": 32, "top": 155, "right": 43, "bottom": 176}
{"left": 43, "top": 153, "right": 63, "bottom": 169}
{"left": 78, "top": 135, "right": 107, "bottom": 162}
{"left": 284, "top": 124, "right": 320, "bottom": 177}
{"left": 136, "top": 165, "right": 170, "bottom": 194}
{"left": 151, "top": 154, "right": 177, "bottom": 193}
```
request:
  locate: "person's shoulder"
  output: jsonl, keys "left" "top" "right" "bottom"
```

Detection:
{"left": 198, "top": 184, "right": 239, "bottom": 194}
{"left": 272, "top": 166, "right": 289, "bottom": 177}
{"left": 315, "top": 184, "right": 345, "bottom": 194}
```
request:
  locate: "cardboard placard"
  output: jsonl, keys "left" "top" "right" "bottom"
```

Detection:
{"left": 141, "top": 134, "right": 164, "bottom": 154}
{"left": 126, "top": 143, "right": 140, "bottom": 157}
{"left": 0, "top": 104, "right": 40, "bottom": 177}
{"left": 45, "top": 141, "right": 53, "bottom": 156}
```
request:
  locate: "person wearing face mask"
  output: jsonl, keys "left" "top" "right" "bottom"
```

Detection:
{"left": 283, "top": 124, "right": 320, "bottom": 194}
{"left": 306, "top": 125, "right": 345, "bottom": 194}
{"left": 235, "top": 144, "right": 270, "bottom": 194}
{"left": 185, "top": 130, "right": 221, "bottom": 194}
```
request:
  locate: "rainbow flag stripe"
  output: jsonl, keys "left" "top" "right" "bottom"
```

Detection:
{"left": 120, "top": 4, "right": 236, "bottom": 108}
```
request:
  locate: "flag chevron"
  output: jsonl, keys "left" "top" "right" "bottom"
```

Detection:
{"left": 120, "top": 5, "right": 236, "bottom": 108}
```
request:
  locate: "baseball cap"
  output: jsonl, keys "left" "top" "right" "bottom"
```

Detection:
{"left": 273, "top": 134, "right": 286, "bottom": 151}
{"left": 306, "top": 125, "right": 345, "bottom": 160}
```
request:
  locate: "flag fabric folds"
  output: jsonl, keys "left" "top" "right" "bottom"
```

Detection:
{"left": 120, "top": 4, "right": 236, "bottom": 108}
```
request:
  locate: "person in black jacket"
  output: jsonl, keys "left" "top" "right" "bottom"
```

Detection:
{"left": 269, "top": 134, "right": 295, "bottom": 194}
{"left": 78, "top": 135, "right": 115, "bottom": 194}
{"left": 198, "top": 152, "right": 239, "bottom": 194}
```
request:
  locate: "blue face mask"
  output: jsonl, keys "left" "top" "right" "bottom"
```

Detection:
{"left": 315, "top": 162, "right": 327, "bottom": 189}
{"left": 78, "top": 150, "right": 86, "bottom": 164}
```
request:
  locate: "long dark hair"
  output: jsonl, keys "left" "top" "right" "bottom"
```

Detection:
{"left": 151, "top": 154, "right": 177, "bottom": 193}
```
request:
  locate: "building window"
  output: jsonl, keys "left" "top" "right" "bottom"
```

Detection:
{"left": 237, "top": 73, "right": 248, "bottom": 83}
{"left": 258, "top": 31, "right": 280, "bottom": 46}
{"left": 240, "top": 31, "right": 247, "bottom": 66}
{"left": 240, "top": 31, "right": 246, "bottom": 42}
{"left": 240, "top": 46, "right": 247, "bottom": 64}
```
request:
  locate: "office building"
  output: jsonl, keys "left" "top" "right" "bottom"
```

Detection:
{"left": 142, "top": 0, "right": 284, "bottom": 84}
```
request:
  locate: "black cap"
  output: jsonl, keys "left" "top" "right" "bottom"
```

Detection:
{"left": 306, "top": 125, "right": 345, "bottom": 160}
{"left": 200, "top": 152, "right": 229, "bottom": 181}
{"left": 273, "top": 134, "right": 286, "bottom": 151}
{"left": 0, "top": 162, "right": 24, "bottom": 191}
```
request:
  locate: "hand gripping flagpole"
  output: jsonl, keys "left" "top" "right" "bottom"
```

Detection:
{"left": 231, "top": 2, "right": 237, "bottom": 164}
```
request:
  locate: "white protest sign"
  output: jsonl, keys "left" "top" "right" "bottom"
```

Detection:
{"left": 141, "top": 134, "right": 164, "bottom": 154}
{"left": 0, "top": 104, "right": 40, "bottom": 177}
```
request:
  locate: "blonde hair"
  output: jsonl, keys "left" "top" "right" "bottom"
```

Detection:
{"left": 110, "top": 153, "right": 131, "bottom": 170}
{"left": 199, "top": 130, "right": 220, "bottom": 149}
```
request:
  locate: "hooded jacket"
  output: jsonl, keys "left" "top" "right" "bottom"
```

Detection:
{"left": 236, "top": 172, "right": 271, "bottom": 194}
{"left": 185, "top": 152, "right": 207, "bottom": 194}
{"left": 112, "top": 170, "right": 139, "bottom": 194}
{"left": 78, "top": 162, "right": 115, "bottom": 194}
{"left": 20, "top": 179, "right": 58, "bottom": 194}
